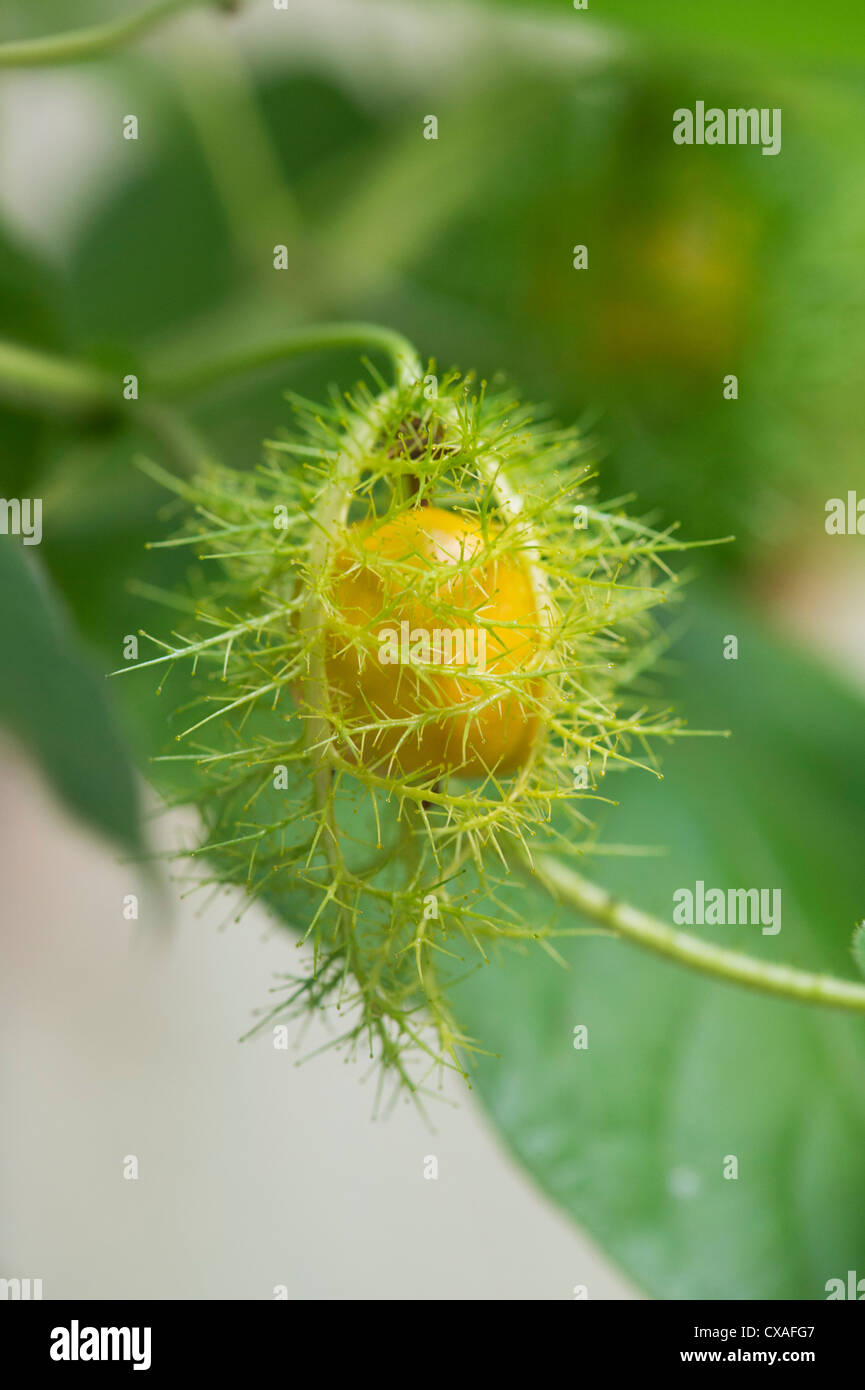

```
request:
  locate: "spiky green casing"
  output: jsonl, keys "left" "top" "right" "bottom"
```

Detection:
{"left": 135, "top": 369, "right": 696, "bottom": 1098}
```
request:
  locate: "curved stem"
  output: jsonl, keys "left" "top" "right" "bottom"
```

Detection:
{"left": 528, "top": 852, "right": 865, "bottom": 1014}
{"left": 0, "top": 1, "right": 232, "bottom": 68}
{"left": 0, "top": 337, "right": 212, "bottom": 476}
{"left": 152, "top": 322, "right": 423, "bottom": 399}
{"left": 0, "top": 339, "right": 116, "bottom": 413}
{"left": 0, "top": 323, "right": 421, "bottom": 415}
{"left": 0, "top": 322, "right": 422, "bottom": 475}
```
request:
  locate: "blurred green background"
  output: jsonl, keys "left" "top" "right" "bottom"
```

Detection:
{"left": 2, "top": 0, "right": 865, "bottom": 1300}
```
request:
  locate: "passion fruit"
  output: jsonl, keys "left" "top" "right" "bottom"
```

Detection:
{"left": 325, "top": 505, "right": 541, "bottom": 776}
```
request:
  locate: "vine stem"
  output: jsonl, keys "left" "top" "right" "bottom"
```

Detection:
{"left": 0, "top": 339, "right": 212, "bottom": 475}
{"left": 0, "top": 339, "right": 116, "bottom": 413}
{"left": 0, "top": 324, "right": 421, "bottom": 474}
{"left": 0, "top": 1, "right": 233, "bottom": 68}
{"left": 526, "top": 851, "right": 865, "bottom": 1014}
{"left": 0, "top": 324, "right": 420, "bottom": 414}
{"left": 152, "top": 323, "right": 424, "bottom": 398}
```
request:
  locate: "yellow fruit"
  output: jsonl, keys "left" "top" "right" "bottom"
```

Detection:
{"left": 326, "top": 506, "right": 541, "bottom": 776}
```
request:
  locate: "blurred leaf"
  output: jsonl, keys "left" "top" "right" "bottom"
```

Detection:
{"left": 0, "top": 544, "right": 144, "bottom": 855}
{"left": 256, "top": 70, "right": 379, "bottom": 189}
{"left": 478, "top": 0, "right": 865, "bottom": 64}
{"left": 64, "top": 71, "right": 239, "bottom": 347}
{"left": 395, "top": 61, "right": 865, "bottom": 562}
{"left": 455, "top": 590, "right": 865, "bottom": 1299}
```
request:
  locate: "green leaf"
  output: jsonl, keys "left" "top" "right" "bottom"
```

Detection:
{"left": 455, "top": 590, "right": 865, "bottom": 1300}
{"left": 0, "top": 544, "right": 144, "bottom": 856}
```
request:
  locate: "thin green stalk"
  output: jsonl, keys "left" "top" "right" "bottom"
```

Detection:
{"left": 528, "top": 852, "right": 865, "bottom": 1014}
{"left": 0, "top": 1, "right": 232, "bottom": 68}
{"left": 165, "top": 26, "right": 303, "bottom": 273}
{"left": 0, "top": 324, "right": 421, "bottom": 414}
{"left": 0, "top": 339, "right": 116, "bottom": 414}
{"left": 151, "top": 322, "right": 424, "bottom": 398}
{"left": 0, "top": 324, "right": 422, "bottom": 474}
{"left": 0, "top": 337, "right": 211, "bottom": 474}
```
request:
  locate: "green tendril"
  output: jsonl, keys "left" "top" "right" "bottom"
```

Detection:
{"left": 0, "top": 1, "right": 236, "bottom": 69}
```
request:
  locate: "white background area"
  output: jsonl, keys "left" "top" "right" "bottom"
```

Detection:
{"left": 0, "top": 743, "right": 634, "bottom": 1300}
